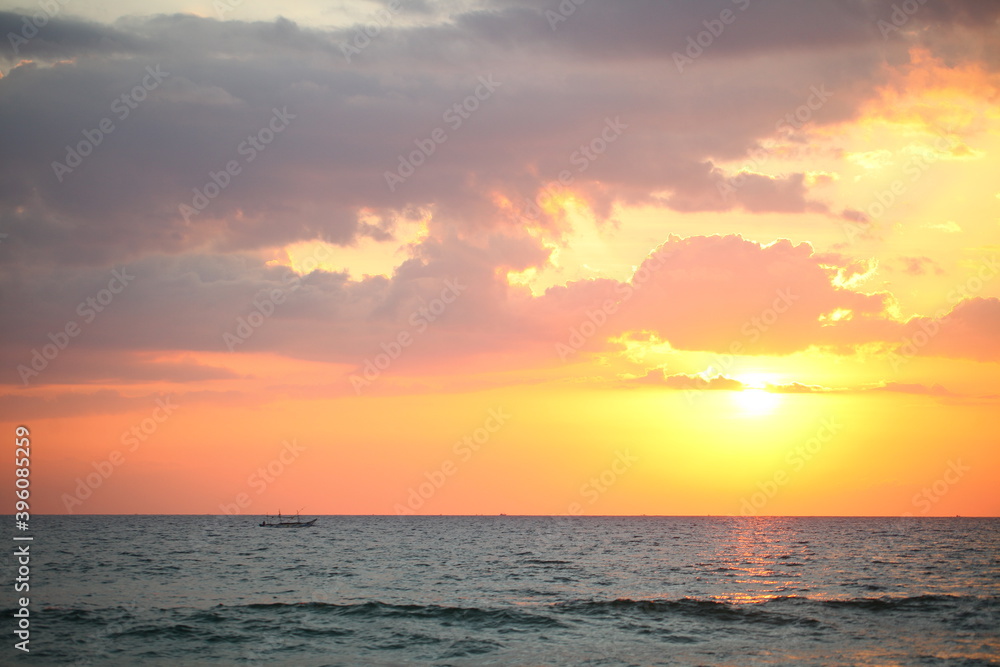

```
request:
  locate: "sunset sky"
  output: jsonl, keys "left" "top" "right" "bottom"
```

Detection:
{"left": 1, "top": 0, "right": 998, "bottom": 516}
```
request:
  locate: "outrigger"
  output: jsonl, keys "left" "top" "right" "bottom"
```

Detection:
{"left": 258, "top": 511, "right": 317, "bottom": 528}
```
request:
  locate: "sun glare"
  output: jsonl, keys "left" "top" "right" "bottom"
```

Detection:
{"left": 736, "top": 373, "right": 777, "bottom": 389}
{"left": 733, "top": 387, "right": 781, "bottom": 416}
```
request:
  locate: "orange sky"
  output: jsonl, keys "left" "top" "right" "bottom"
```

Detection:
{"left": 1, "top": 2, "right": 998, "bottom": 516}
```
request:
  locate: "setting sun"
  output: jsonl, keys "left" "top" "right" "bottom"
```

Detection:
{"left": 733, "top": 388, "right": 782, "bottom": 417}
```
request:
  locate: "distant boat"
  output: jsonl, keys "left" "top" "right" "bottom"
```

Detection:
{"left": 259, "top": 511, "right": 316, "bottom": 528}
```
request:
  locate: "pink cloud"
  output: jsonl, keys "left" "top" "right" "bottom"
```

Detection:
{"left": 905, "top": 297, "right": 1000, "bottom": 362}
{"left": 608, "top": 235, "right": 890, "bottom": 354}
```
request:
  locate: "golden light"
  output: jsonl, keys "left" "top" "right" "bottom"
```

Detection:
{"left": 737, "top": 373, "right": 774, "bottom": 389}
{"left": 506, "top": 266, "right": 539, "bottom": 293}
{"left": 538, "top": 190, "right": 581, "bottom": 218}
{"left": 267, "top": 211, "right": 430, "bottom": 280}
{"left": 732, "top": 373, "right": 782, "bottom": 417}
{"left": 733, "top": 388, "right": 781, "bottom": 416}
{"left": 819, "top": 308, "right": 854, "bottom": 324}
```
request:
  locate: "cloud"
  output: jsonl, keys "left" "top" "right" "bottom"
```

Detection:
{"left": 3, "top": 349, "right": 245, "bottom": 388}
{"left": 1, "top": 3, "right": 997, "bottom": 391}
{"left": 0, "top": 3, "right": 927, "bottom": 266}
{"left": 767, "top": 381, "right": 955, "bottom": 396}
{"left": 624, "top": 369, "right": 744, "bottom": 391}
{"left": 869, "top": 381, "right": 953, "bottom": 396}
{"left": 8, "top": 230, "right": 981, "bottom": 388}
{"left": 908, "top": 297, "right": 1000, "bottom": 362}
{"left": 764, "top": 382, "right": 832, "bottom": 393}
{"left": 923, "top": 221, "right": 963, "bottom": 234}
{"left": 898, "top": 256, "right": 944, "bottom": 276}
{"left": 622, "top": 374, "right": 958, "bottom": 398}
{"left": 3, "top": 1, "right": 994, "bottom": 271}
{"left": 608, "top": 235, "right": 892, "bottom": 355}
{"left": 0, "top": 387, "right": 244, "bottom": 421}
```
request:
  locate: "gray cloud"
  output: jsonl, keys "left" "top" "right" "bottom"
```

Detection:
{"left": 2, "top": 1, "right": 951, "bottom": 266}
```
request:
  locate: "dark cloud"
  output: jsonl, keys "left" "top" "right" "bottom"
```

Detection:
{"left": 0, "top": 1, "right": 940, "bottom": 265}
{"left": 0, "top": 11, "right": 138, "bottom": 60}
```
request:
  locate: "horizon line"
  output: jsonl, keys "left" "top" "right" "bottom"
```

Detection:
{"left": 18, "top": 513, "right": 999, "bottom": 518}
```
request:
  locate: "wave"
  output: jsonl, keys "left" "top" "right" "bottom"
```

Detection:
{"left": 815, "top": 593, "right": 996, "bottom": 611}
{"left": 22, "top": 592, "right": 998, "bottom": 645}
{"left": 240, "top": 600, "right": 567, "bottom": 628}
{"left": 553, "top": 593, "right": 999, "bottom": 622}
{"left": 23, "top": 593, "right": 995, "bottom": 618}
{"left": 554, "top": 598, "right": 821, "bottom": 627}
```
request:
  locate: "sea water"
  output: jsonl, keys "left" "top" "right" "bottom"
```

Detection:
{"left": 9, "top": 515, "right": 1000, "bottom": 665}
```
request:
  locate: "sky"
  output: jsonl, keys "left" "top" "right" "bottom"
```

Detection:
{"left": 1, "top": 0, "right": 998, "bottom": 516}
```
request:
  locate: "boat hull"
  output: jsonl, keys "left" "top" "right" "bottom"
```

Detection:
{"left": 259, "top": 518, "right": 317, "bottom": 528}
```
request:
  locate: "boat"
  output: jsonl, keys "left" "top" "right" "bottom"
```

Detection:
{"left": 258, "top": 511, "right": 317, "bottom": 528}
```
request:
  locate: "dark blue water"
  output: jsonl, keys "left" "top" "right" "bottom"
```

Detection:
{"left": 8, "top": 516, "right": 1000, "bottom": 665}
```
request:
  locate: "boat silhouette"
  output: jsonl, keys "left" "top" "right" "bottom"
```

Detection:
{"left": 258, "top": 511, "right": 316, "bottom": 528}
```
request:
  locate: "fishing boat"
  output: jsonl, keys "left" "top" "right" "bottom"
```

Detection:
{"left": 258, "top": 511, "right": 317, "bottom": 528}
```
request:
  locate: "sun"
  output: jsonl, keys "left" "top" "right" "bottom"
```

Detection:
{"left": 733, "top": 388, "right": 781, "bottom": 416}
{"left": 732, "top": 373, "right": 782, "bottom": 416}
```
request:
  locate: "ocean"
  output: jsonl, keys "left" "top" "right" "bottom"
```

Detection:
{"left": 10, "top": 516, "right": 1000, "bottom": 665}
